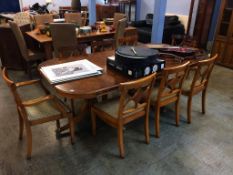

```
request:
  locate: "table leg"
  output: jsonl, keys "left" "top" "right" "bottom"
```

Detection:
{"left": 59, "top": 99, "right": 90, "bottom": 133}
{"left": 43, "top": 42, "right": 53, "bottom": 59}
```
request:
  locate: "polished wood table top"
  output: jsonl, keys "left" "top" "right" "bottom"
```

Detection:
{"left": 40, "top": 50, "right": 131, "bottom": 99}
{"left": 26, "top": 26, "right": 137, "bottom": 44}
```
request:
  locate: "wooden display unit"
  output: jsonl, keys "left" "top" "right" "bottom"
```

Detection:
{"left": 212, "top": 0, "right": 233, "bottom": 69}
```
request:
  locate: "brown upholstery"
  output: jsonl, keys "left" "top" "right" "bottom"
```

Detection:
{"left": 9, "top": 21, "right": 44, "bottom": 78}
{"left": 34, "top": 14, "right": 53, "bottom": 27}
{"left": 64, "top": 13, "right": 82, "bottom": 26}
{"left": 151, "top": 61, "right": 190, "bottom": 138}
{"left": 182, "top": 55, "right": 217, "bottom": 123}
{"left": 0, "top": 23, "right": 31, "bottom": 69}
{"left": 1, "top": 68, "right": 75, "bottom": 159}
{"left": 50, "top": 23, "right": 79, "bottom": 58}
{"left": 113, "top": 13, "right": 127, "bottom": 29}
{"left": 91, "top": 73, "right": 156, "bottom": 158}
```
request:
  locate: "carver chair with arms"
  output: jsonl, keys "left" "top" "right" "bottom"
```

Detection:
{"left": 150, "top": 61, "right": 190, "bottom": 138}
{"left": 91, "top": 73, "right": 156, "bottom": 158}
{"left": 182, "top": 54, "right": 217, "bottom": 123}
{"left": 2, "top": 68, "right": 75, "bottom": 159}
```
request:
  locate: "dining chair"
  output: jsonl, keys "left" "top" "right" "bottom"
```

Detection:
{"left": 1, "top": 68, "right": 75, "bottom": 159}
{"left": 9, "top": 21, "right": 45, "bottom": 78}
{"left": 50, "top": 23, "right": 86, "bottom": 58}
{"left": 13, "top": 12, "right": 32, "bottom": 26}
{"left": 34, "top": 14, "right": 53, "bottom": 27}
{"left": 91, "top": 18, "right": 127, "bottom": 52}
{"left": 150, "top": 61, "right": 190, "bottom": 138}
{"left": 114, "top": 18, "right": 128, "bottom": 48}
{"left": 118, "top": 35, "right": 138, "bottom": 46}
{"left": 113, "top": 13, "right": 127, "bottom": 29}
{"left": 91, "top": 73, "right": 156, "bottom": 158}
{"left": 64, "top": 12, "right": 82, "bottom": 26}
{"left": 182, "top": 54, "right": 217, "bottom": 123}
{"left": 171, "top": 34, "right": 197, "bottom": 48}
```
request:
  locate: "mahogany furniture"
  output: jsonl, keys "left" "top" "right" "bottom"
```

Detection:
{"left": 26, "top": 26, "right": 137, "bottom": 59}
{"left": 182, "top": 54, "right": 217, "bottom": 123}
{"left": 96, "top": 4, "right": 119, "bottom": 21}
{"left": 91, "top": 73, "right": 156, "bottom": 158}
{"left": 0, "top": 23, "right": 30, "bottom": 70}
{"left": 9, "top": 21, "right": 45, "bottom": 78}
{"left": 192, "top": 0, "right": 215, "bottom": 48}
{"left": 2, "top": 68, "right": 75, "bottom": 159}
{"left": 212, "top": 0, "right": 233, "bottom": 69}
{"left": 150, "top": 60, "right": 190, "bottom": 138}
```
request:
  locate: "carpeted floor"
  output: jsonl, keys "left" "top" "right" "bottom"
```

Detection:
{"left": 0, "top": 65, "right": 232, "bottom": 175}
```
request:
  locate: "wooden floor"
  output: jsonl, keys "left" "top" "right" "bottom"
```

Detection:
{"left": 0, "top": 65, "right": 233, "bottom": 175}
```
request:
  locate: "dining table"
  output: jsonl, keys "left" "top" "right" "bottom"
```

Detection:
{"left": 26, "top": 26, "right": 137, "bottom": 59}
{"left": 39, "top": 47, "right": 207, "bottom": 132}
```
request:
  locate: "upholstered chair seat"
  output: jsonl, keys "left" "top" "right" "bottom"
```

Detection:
{"left": 91, "top": 73, "right": 156, "bottom": 158}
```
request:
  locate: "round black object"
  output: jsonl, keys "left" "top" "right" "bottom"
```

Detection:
{"left": 116, "top": 46, "right": 158, "bottom": 59}
{"left": 115, "top": 46, "right": 160, "bottom": 68}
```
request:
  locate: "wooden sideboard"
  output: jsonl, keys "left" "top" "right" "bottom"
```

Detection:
{"left": 96, "top": 4, "right": 119, "bottom": 21}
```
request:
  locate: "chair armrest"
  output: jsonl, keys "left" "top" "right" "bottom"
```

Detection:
{"left": 22, "top": 95, "right": 54, "bottom": 107}
{"left": 15, "top": 79, "right": 40, "bottom": 87}
{"left": 131, "top": 20, "right": 147, "bottom": 27}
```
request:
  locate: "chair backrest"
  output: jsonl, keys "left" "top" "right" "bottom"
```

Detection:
{"left": 114, "top": 18, "right": 127, "bottom": 48}
{"left": 34, "top": 14, "right": 53, "bottom": 27}
{"left": 157, "top": 61, "right": 190, "bottom": 106}
{"left": 50, "top": 23, "right": 78, "bottom": 58}
{"left": 113, "top": 13, "right": 127, "bottom": 29}
{"left": 187, "top": 54, "right": 217, "bottom": 93}
{"left": 118, "top": 36, "right": 138, "bottom": 46}
{"left": 172, "top": 34, "right": 197, "bottom": 47}
{"left": 64, "top": 12, "right": 82, "bottom": 26}
{"left": 118, "top": 73, "right": 156, "bottom": 119}
{"left": 8, "top": 21, "right": 28, "bottom": 60}
{"left": 13, "top": 12, "right": 31, "bottom": 25}
{"left": 81, "top": 11, "right": 88, "bottom": 26}
{"left": 1, "top": 68, "right": 22, "bottom": 107}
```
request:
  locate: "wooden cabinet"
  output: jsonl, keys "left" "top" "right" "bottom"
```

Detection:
{"left": 96, "top": 4, "right": 119, "bottom": 21}
{"left": 212, "top": 0, "right": 233, "bottom": 68}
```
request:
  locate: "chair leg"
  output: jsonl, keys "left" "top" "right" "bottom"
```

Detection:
{"left": 202, "top": 89, "right": 206, "bottom": 114}
{"left": 17, "top": 108, "right": 24, "bottom": 140}
{"left": 175, "top": 100, "right": 180, "bottom": 127}
{"left": 56, "top": 120, "right": 61, "bottom": 131}
{"left": 27, "top": 63, "right": 32, "bottom": 79}
{"left": 187, "top": 95, "right": 193, "bottom": 124}
{"left": 155, "top": 106, "right": 160, "bottom": 138}
{"left": 69, "top": 116, "right": 75, "bottom": 145}
{"left": 144, "top": 113, "right": 150, "bottom": 144}
{"left": 117, "top": 124, "right": 125, "bottom": 158}
{"left": 91, "top": 108, "right": 96, "bottom": 136}
{"left": 25, "top": 123, "right": 32, "bottom": 160}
